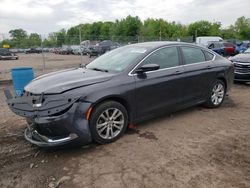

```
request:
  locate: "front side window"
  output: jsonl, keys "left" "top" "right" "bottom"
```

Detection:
{"left": 142, "top": 47, "right": 180, "bottom": 69}
{"left": 181, "top": 47, "right": 206, "bottom": 65}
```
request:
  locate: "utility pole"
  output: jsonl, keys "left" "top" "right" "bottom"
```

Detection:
{"left": 79, "top": 27, "right": 83, "bottom": 65}
{"left": 195, "top": 29, "right": 198, "bottom": 42}
{"left": 159, "top": 22, "right": 162, "bottom": 41}
{"left": 40, "top": 34, "right": 45, "bottom": 72}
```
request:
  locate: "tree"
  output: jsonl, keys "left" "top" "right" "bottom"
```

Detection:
{"left": 188, "top": 20, "right": 221, "bottom": 37}
{"left": 140, "top": 18, "right": 161, "bottom": 38}
{"left": 66, "top": 26, "right": 79, "bottom": 44}
{"left": 234, "top": 16, "right": 250, "bottom": 40}
{"left": 122, "top": 15, "right": 142, "bottom": 37}
{"left": 9, "top": 29, "right": 27, "bottom": 40}
{"left": 29, "top": 33, "right": 41, "bottom": 47}
{"left": 221, "top": 25, "right": 236, "bottom": 39}
{"left": 100, "top": 22, "right": 113, "bottom": 39}
{"left": 9, "top": 29, "right": 28, "bottom": 48}
{"left": 56, "top": 29, "right": 66, "bottom": 46}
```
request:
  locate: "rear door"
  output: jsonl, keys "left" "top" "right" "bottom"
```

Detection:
{"left": 180, "top": 46, "right": 216, "bottom": 102}
{"left": 133, "top": 46, "right": 187, "bottom": 120}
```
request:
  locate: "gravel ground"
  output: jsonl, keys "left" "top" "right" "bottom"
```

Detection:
{"left": 0, "top": 53, "right": 92, "bottom": 80}
{"left": 0, "top": 54, "right": 250, "bottom": 188}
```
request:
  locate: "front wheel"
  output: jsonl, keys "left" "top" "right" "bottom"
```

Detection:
{"left": 204, "top": 80, "right": 226, "bottom": 108}
{"left": 89, "top": 101, "right": 128, "bottom": 144}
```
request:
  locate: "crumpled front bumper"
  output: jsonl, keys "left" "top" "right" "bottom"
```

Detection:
{"left": 24, "top": 128, "right": 79, "bottom": 147}
{"left": 5, "top": 89, "right": 93, "bottom": 147}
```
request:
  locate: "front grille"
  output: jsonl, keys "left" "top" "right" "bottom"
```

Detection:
{"left": 33, "top": 123, "right": 71, "bottom": 138}
{"left": 234, "top": 63, "right": 250, "bottom": 74}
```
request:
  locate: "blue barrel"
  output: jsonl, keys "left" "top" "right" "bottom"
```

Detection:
{"left": 11, "top": 67, "right": 34, "bottom": 96}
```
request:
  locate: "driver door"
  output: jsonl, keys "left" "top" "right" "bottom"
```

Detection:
{"left": 133, "top": 46, "right": 187, "bottom": 120}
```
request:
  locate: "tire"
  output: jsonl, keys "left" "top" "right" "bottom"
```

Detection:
{"left": 204, "top": 80, "right": 226, "bottom": 108}
{"left": 89, "top": 101, "right": 128, "bottom": 144}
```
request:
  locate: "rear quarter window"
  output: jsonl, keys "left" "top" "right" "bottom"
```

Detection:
{"left": 203, "top": 51, "right": 215, "bottom": 61}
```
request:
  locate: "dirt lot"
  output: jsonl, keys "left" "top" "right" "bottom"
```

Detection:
{"left": 0, "top": 54, "right": 250, "bottom": 188}
{"left": 0, "top": 53, "right": 92, "bottom": 80}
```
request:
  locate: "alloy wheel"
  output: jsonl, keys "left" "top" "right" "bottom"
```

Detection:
{"left": 211, "top": 83, "right": 225, "bottom": 105}
{"left": 96, "top": 108, "right": 125, "bottom": 140}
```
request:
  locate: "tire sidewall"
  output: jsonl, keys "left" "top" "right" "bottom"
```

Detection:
{"left": 89, "top": 101, "right": 128, "bottom": 144}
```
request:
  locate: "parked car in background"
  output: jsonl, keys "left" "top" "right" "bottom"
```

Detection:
{"left": 5, "top": 42, "right": 234, "bottom": 147}
{"left": 86, "top": 46, "right": 100, "bottom": 57}
{"left": 73, "top": 47, "right": 87, "bottom": 55}
{"left": 196, "top": 36, "right": 223, "bottom": 46}
{"left": 97, "top": 40, "right": 121, "bottom": 54}
{"left": 73, "top": 48, "right": 80, "bottom": 55}
{"left": 42, "top": 48, "right": 50, "bottom": 52}
{"left": 235, "top": 41, "right": 250, "bottom": 54}
{"left": 229, "top": 48, "right": 250, "bottom": 82}
{"left": 207, "top": 42, "right": 235, "bottom": 56}
{"left": 58, "top": 47, "right": 73, "bottom": 55}
{"left": 25, "top": 48, "right": 42, "bottom": 54}
{"left": 0, "top": 48, "right": 18, "bottom": 60}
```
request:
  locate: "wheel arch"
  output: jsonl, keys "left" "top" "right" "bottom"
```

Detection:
{"left": 216, "top": 76, "right": 227, "bottom": 91}
{"left": 91, "top": 95, "right": 133, "bottom": 124}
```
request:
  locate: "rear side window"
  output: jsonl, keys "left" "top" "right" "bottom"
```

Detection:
{"left": 143, "top": 47, "right": 179, "bottom": 69}
{"left": 181, "top": 47, "right": 206, "bottom": 64}
{"left": 204, "top": 51, "right": 214, "bottom": 61}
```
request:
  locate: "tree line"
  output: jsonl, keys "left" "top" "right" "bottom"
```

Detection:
{"left": 1, "top": 15, "right": 250, "bottom": 48}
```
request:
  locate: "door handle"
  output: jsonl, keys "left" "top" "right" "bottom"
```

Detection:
{"left": 174, "top": 70, "right": 183, "bottom": 75}
{"left": 207, "top": 65, "right": 212, "bottom": 69}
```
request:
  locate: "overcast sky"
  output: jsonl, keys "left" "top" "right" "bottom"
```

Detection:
{"left": 0, "top": 0, "right": 250, "bottom": 37}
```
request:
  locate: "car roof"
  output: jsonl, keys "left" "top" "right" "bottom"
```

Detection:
{"left": 128, "top": 41, "right": 196, "bottom": 49}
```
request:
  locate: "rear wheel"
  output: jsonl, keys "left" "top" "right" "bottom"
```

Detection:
{"left": 89, "top": 101, "right": 128, "bottom": 144}
{"left": 205, "top": 80, "right": 226, "bottom": 108}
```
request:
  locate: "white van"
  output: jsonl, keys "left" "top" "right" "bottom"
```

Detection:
{"left": 196, "top": 36, "right": 223, "bottom": 47}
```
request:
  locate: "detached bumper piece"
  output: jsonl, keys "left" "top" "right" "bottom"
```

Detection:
{"left": 25, "top": 128, "right": 78, "bottom": 147}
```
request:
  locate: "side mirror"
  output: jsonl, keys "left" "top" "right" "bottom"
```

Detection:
{"left": 135, "top": 64, "right": 160, "bottom": 73}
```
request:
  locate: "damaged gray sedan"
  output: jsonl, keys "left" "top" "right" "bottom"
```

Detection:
{"left": 5, "top": 42, "right": 234, "bottom": 147}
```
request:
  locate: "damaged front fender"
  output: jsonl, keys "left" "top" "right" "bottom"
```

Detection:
{"left": 5, "top": 89, "right": 84, "bottom": 118}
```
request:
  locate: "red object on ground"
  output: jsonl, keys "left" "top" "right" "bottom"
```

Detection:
{"left": 128, "top": 124, "right": 137, "bottom": 129}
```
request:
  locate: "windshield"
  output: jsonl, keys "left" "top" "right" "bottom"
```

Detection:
{"left": 244, "top": 48, "right": 250, "bottom": 53}
{"left": 86, "top": 45, "right": 148, "bottom": 73}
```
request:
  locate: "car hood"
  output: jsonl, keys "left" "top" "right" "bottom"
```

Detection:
{"left": 25, "top": 68, "right": 113, "bottom": 94}
{"left": 230, "top": 53, "right": 250, "bottom": 63}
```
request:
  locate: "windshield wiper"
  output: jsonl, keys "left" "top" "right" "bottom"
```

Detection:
{"left": 89, "top": 68, "right": 109, "bottom": 72}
